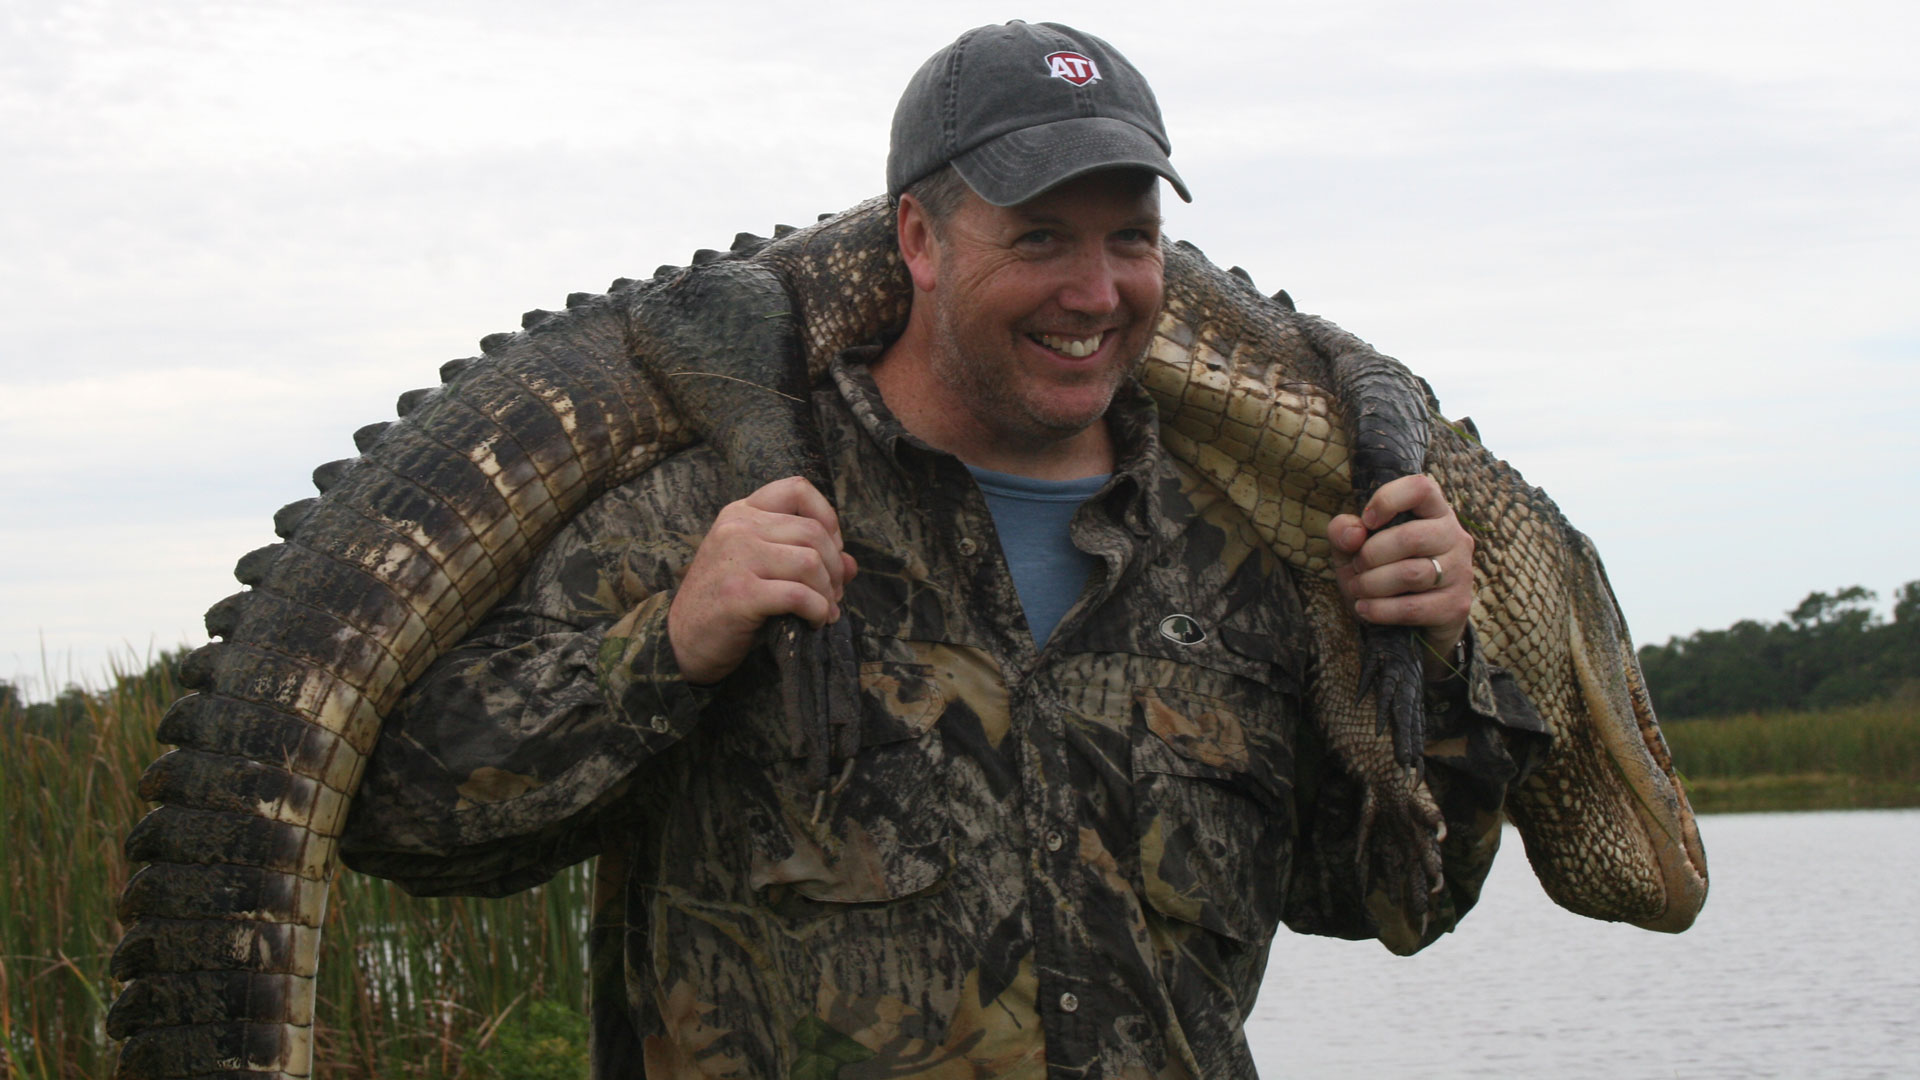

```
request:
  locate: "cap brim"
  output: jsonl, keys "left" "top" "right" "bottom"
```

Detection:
{"left": 950, "top": 116, "right": 1192, "bottom": 207}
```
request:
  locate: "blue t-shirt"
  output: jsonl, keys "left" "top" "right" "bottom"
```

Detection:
{"left": 966, "top": 465, "right": 1111, "bottom": 648}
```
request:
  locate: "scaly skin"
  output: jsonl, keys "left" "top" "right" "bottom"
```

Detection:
{"left": 1139, "top": 244, "right": 1706, "bottom": 948}
{"left": 109, "top": 197, "right": 1706, "bottom": 1076}
{"left": 1425, "top": 429, "right": 1709, "bottom": 931}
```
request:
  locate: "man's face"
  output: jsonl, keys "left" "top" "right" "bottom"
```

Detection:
{"left": 915, "top": 170, "right": 1165, "bottom": 453}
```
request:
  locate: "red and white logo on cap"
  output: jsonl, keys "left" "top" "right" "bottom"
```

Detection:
{"left": 1044, "top": 51, "right": 1101, "bottom": 86}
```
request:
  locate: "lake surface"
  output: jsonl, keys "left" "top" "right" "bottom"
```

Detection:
{"left": 1246, "top": 808, "right": 1919, "bottom": 1079}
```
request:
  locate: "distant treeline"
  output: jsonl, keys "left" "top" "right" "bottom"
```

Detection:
{"left": 0, "top": 671, "right": 115, "bottom": 740}
{"left": 1638, "top": 583, "right": 1920, "bottom": 720}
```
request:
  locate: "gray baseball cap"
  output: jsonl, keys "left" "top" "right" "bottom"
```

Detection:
{"left": 887, "top": 21, "right": 1191, "bottom": 207}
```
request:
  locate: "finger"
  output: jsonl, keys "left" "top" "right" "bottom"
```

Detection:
{"left": 744, "top": 476, "right": 843, "bottom": 545}
{"left": 737, "top": 542, "right": 860, "bottom": 627}
{"left": 750, "top": 540, "right": 843, "bottom": 612}
{"left": 752, "top": 550, "right": 860, "bottom": 626}
{"left": 1347, "top": 516, "right": 1457, "bottom": 574}
{"left": 1353, "top": 587, "right": 1471, "bottom": 632}
{"left": 733, "top": 510, "right": 851, "bottom": 597}
{"left": 700, "top": 549, "right": 838, "bottom": 629}
{"left": 753, "top": 577, "right": 837, "bottom": 627}
{"left": 1359, "top": 474, "right": 1450, "bottom": 530}
{"left": 1328, "top": 513, "right": 1367, "bottom": 559}
{"left": 741, "top": 478, "right": 849, "bottom": 592}
{"left": 1344, "top": 553, "right": 1450, "bottom": 601}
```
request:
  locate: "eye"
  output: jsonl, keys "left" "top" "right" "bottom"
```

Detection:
{"left": 1016, "top": 228, "right": 1056, "bottom": 247}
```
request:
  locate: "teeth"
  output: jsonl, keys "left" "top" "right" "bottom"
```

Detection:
{"left": 1037, "top": 332, "right": 1104, "bottom": 358}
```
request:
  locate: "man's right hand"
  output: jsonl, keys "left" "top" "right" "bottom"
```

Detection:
{"left": 667, "top": 476, "right": 857, "bottom": 685}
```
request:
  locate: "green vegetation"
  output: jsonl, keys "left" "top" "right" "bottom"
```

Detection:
{"left": 1662, "top": 698, "right": 1920, "bottom": 814}
{"left": 0, "top": 656, "right": 592, "bottom": 1079}
{"left": 1638, "top": 582, "right": 1920, "bottom": 719}
{"left": 462, "top": 999, "right": 592, "bottom": 1080}
{"left": 1636, "top": 581, "right": 1920, "bottom": 812}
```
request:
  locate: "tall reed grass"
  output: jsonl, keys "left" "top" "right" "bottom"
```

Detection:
{"left": 1662, "top": 698, "right": 1920, "bottom": 812}
{"left": 0, "top": 660, "right": 590, "bottom": 1079}
{"left": 1662, "top": 698, "right": 1920, "bottom": 781}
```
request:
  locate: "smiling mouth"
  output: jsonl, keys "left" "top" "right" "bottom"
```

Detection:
{"left": 1032, "top": 331, "right": 1106, "bottom": 358}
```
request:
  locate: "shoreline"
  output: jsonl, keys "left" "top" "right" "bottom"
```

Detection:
{"left": 1682, "top": 774, "right": 1920, "bottom": 815}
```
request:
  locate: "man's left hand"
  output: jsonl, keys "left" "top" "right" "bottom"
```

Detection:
{"left": 1328, "top": 475, "right": 1474, "bottom": 681}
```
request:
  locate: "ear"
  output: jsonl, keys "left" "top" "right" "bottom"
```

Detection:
{"left": 896, "top": 194, "right": 941, "bottom": 294}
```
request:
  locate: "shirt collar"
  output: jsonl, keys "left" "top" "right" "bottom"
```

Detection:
{"left": 827, "top": 347, "right": 1186, "bottom": 551}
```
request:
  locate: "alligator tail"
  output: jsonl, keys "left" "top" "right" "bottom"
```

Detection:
{"left": 108, "top": 284, "right": 683, "bottom": 1077}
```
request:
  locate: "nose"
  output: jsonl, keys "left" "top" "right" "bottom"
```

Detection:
{"left": 1055, "top": 245, "right": 1122, "bottom": 317}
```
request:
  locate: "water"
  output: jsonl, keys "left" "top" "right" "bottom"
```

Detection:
{"left": 1247, "top": 809, "right": 1920, "bottom": 1079}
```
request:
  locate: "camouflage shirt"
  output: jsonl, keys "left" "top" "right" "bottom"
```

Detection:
{"left": 342, "top": 349, "right": 1548, "bottom": 1079}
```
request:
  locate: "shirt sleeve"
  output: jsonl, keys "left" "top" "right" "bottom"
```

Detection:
{"left": 1282, "top": 625, "right": 1553, "bottom": 952}
{"left": 338, "top": 455, "right": 722, "bottom": 898}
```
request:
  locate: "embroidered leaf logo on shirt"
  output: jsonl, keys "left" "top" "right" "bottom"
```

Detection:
{"left": 1158, "top": 613, "right": 1206, "bottom": 646}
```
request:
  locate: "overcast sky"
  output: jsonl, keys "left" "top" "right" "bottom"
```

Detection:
{"left": 3, "top": 0, "right": 1916, "bottom": 698}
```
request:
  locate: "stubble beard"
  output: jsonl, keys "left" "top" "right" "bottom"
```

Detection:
{"left": 928, "top": 301, "right": 1136, "bottom": 455}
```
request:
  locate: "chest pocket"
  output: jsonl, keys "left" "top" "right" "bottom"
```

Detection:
{"left": 744, "top": 652, "right": 953, "bottom": 905}
{"left": 1126, "top": 620, "right": 1299, "bottom": 947}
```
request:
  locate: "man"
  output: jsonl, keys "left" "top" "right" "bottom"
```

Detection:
{"left": 341, "top": 20, "right": 1545, "bottom": 1078}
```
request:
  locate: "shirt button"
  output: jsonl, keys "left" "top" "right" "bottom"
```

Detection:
{"left": 1058, "top": 992, "right": 1079, "bottom": 1013}
{"left": 956, "top": 537, "right": 979, "bottom": 556}
{"left": 1044, "top": 830, "right": 1064, "bottom": 852}
{"left": 649, "top": 714, "right": 671, "bottom": 733}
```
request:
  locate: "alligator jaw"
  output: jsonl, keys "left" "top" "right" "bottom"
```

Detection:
{"left": 1501, "top": 535, "right": 1709, "bottom": 934}
{"left": 1567, "top": 560, "right": 1709, "bottom": 933}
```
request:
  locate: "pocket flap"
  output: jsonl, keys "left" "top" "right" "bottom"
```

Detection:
{"left": 748, "top": 660, "right": 953, "bottom": 904}
{"left": 1130, "top": 687, "right": 1291, "bottom": 945}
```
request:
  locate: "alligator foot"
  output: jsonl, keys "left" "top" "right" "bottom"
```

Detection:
{"left": 1357, "top": 771, "right": 1448, "bottom": 955}
{"left": 771, "top": 615, "right": 861, "bottom": 793}
{"left": 1357, "top": 621, "right": 1428, "bottom": 772}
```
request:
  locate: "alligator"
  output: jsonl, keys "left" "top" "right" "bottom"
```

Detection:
{"left": 107, "top": 195, "right": 1709, "bottom": 1077}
